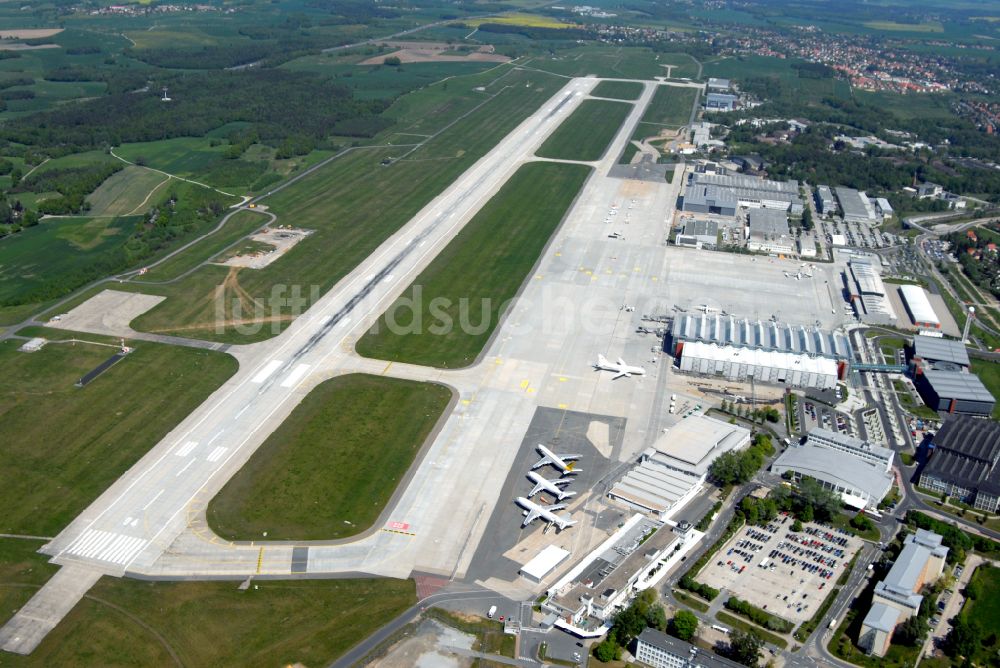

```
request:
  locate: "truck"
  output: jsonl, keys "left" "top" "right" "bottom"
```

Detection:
{"left": 488, "top": 605, "right": 497, "bottom": 619}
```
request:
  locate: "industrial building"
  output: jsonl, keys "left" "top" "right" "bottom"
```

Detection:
{"left": 670, "top": 314, "right": 852, "bottom": 362}
{"left": 706, "top": 92, "right": 737, "bottom": 111}
{"left": 635, "top": 628, "right": 743, "bottom": 668}
{"left": 675, "top": 219, "right": 719, "bottom": 249}
{"left": 875, "top": 197, "right": 894, "bottom": 221}
{"left": 898, "top": 285, "right": 941, "bottom": 330}
{"left": 676, "top": 342, "right": 840, "bottom": 389}
{"left": 681, "top": 181, "right": 738, "bottom": 217}
{"left": 835, "top": 186, "right": 877, "bottom": 223}
{"left": 706, "top": 77, "right": 731, "bottom": 93}
{"left": 681, "top": 173, "right": 804, "bottom": 215}
{"left": 845, "top": 258, "right": 897, "bottom": 325}
{"left": 520, "top": 545, "right": 571, "bottom": 584}
{"left": 670, "top": 314, "right": 850, "bottom": 388}
{"left": 919, "top": 417, "right": 1000, "bottom": 512}
{"left": 859, "top": 530, "right": 948, "bottom": 657}
{"left": 608, "top": 415, "right": 749, "bottom": 516}
{"left": 747, "top": 208, "right": 793, "bottom": 254}
{"left": 909, "top": 337, "right": 994, "bottom": 416}
{"left": 815, "top": 185, "right": 837, "bottom": 216}
{"left": 770, "top": 428, "right": 894, "bottom": 509}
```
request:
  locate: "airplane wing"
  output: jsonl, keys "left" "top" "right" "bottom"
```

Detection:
{"left": 522, "top": 508, "right": 541, "bottom": 527}
{"left": 531, "top": 456, "right": 553, "bottom": 470}
{"left": 612, "top": 370, "right": 630, "bottom": 380}
{"left": 528, "top": 480, "right": 546, "bottom": 497}
{"left": 617, "top": 357, "right": 627, "bottom": 366}
{"left": 555, "top": 515, "right": 577, "bottom": 530}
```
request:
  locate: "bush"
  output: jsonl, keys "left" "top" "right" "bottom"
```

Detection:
{"left": 669, "top": 610, "right": 699, "bottom": 641}
{"left": 678, "top": 575, "right": 719, "bottom": 602}
{"left": 724, "top": 597, "right": 794, "bottom": 633}
{"left": 593, "top": 639, "right": 619, "bottom": 662}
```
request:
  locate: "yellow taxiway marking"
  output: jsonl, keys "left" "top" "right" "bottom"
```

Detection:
{"left": 461, "top": 399, "right": 471, "bottom": 405}
{"left": 381, "top": 361, "right": 394, "bottom": 375}
{"left": 535, "top": 274, "right": 543, "bottom": 280}
{"left": 651, "top": 276, "right": 658, "bottom": 281}
{"left": 256, "top": 547, "right": 264, "bottom": 574}
{"left": 520, "top": 380, "right": 530, "bottom": 389}
{"left": 559, "top": 377, "right": 567, "bottom": 382}
{"left": 555, "top": 252, "right": 562, "bottom": 256}
{"left": 558, "top": 403, "right": 568, "bottom": 409}
{"left": 381, "top": 529, "right": 416, "bottom": 537}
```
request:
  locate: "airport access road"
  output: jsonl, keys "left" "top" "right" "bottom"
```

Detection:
{"left": 33, "top": 78, "right": 597, "bottom": 583}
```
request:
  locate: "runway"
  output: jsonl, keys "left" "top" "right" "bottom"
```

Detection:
{"left": 2, "top": 76, "right": 709, "bottom": 655}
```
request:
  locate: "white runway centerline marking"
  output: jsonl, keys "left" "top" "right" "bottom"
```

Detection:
{"left": 175, "top": 460, "right": 195, "bottom": 477}
{"left": 174, "top": 441, "right": 198, "bottom": 457}
{"left": 142, "top": 489, "right": 164, "bottom": 510}
{"left": 207, "top": 430, "right": 225, "bottom": 445}
{"left": 207, "top": 446, "right": 228, "bottom": 463}
{"left": 280, "top": 363, "right": 311, "bottom": 388}
{"left": 251, "top": 359, "right": 284, "bottom": 384}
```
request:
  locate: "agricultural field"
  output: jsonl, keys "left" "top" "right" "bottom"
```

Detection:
{"left": 356, "top": 161, "right": 591, "bottom": 367}
{"left": 85, "top": 165, "right": 170, "bottom": 217}
{"left": 536, "top": 99, "right": 632, "bottom": 162}
{"left": 591, "top": 80, "right": 644, "bottom": 101}
{"left": 127, "top": 67, "right": 567, "bottom": 342}
{"left": 0, "top": 334, "right": 237, "bottom": 536}
{"left": 464, "top": 13, "right": 577, "bottom": 29}
{"left": 208, "top": 374, "right": 452, "bottom": 540}
{"left": 0, "top": 537, "right": 415, "bottom": 667}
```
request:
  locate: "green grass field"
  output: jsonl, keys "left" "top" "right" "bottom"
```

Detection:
{"left": 0, "top": 336, "right": 237, "bottom": 536}
{"left": 525, "top": 46, "right": 686, "bottom": 80}
{"left": 208, "top": 374, "right": 452, "bottom": 540}
{"left": 970, "top": 359, "right": 1000, "bottom": 419}
{"left": 641, "top": 85, "right": 699, "bottom": 126}
{"left": 536, "top": 99, "right": 632, "bottom": 162}
{"left": 591, "top": 80, "right": 644, "bottom": 101}
{"left": 0, "top": 538, "right": 415, "bottom": 667}
{"left": 85, "top": 165, "right": 170, "bottom": 217}
{"left": 356, "top": 162, "right": 590, "bottom": 367}
{"left": 127, "top": 68, "right": 567, "bottom": 343}
{"left": 0, "top": 216, "right": 137, "bottom": 305}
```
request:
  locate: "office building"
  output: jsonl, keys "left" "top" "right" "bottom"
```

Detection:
{"left": 635, "top": 628, "right": 743, "bottom": 668}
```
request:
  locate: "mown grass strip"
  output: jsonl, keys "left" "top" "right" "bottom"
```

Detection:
{"left": 356, "top": 161, "right": 591, "bottom": 368}
{"left": 536, "top": 99, "right": 632, "bottom": 162}
{"left": 208, "top": 374, "right": 452, "bottom": 541}
{"left": 591, "top": 80, "right": 644, "bottom": 101}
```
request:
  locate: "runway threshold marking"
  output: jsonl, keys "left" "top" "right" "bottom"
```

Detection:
{"left": 251, "top": 359, "right": 284, "bottom": 384}
{"left": 207, "top": 446, "right": 228, "bottom": 463}
{"left": 280, "top": 363, "right": 311, "bottom": 388}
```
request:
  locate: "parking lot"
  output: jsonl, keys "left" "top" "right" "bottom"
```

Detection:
{"left": 698, "top": 514, "right": 864, "bottom": 626}
{"left": 797, "top": 398, "right": 859, "bottom": 439}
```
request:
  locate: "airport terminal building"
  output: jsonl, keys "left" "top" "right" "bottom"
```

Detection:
{"left": 771, "top": 428, "right": 894, "bottom": 509}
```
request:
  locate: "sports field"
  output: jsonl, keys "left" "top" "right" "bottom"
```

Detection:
{"left": 85, "top": 165, "right": 170, "bottom": 217}
{"left": 127, "top": 68, "right": 567, "bottom": 342}
{"left": 208, "top": 374, "right": 452, "bottom": 540}
{"left": 356, "top": 161, "right": 591, "bottom": 367}
{"left": 591, "top": 80, "right": 644, "bottom": 101}
{"left": 0, "top": 537, "right": 415, "bottom": 667}
{"left": 0, "top": 335, "right": 237, "bottom": 536}
{"left": 536, "top": 99, "right": 632, "bottom": 162}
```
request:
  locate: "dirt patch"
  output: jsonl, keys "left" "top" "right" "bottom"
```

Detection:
{"left": 360, "top": 42, "right": 509, "bottom": 65}
{"left": 0, "top": 29, "right": 63, "bottom": 39}
{"left": 370, "top": 618, "right": 475, "bottom": 668}
{"left": 0, "top": 41, "right": 60, "bottom": 51}
{"left": 213, "top": 227, "right": 313, "bottom": 269}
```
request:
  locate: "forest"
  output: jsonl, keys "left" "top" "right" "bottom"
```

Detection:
{"left": 1, "top": 69, "right": 390, "bottom": 157}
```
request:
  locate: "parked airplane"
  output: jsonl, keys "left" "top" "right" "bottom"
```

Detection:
{"left": 527, "top": 471, "right": 576, "bottom": 501}
{"left": 594, "top": 354, "right": 647, "bottom": 380}
{"left": 516, "top": 496, "right": 576, "bottom": 531}
{"left": 696, "top": 304, "right": 720, "bottom": 313}
{"left": 532, "top": 444, "right": 582, "bottom": 474}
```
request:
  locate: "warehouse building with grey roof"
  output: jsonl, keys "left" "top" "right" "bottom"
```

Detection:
{"left": 919, "top": 416, "right": 1000, "bottom": 512}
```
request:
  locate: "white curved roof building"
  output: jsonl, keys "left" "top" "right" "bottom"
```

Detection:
{"left": 899, "top": 284, "right": 940, "bottom": 329}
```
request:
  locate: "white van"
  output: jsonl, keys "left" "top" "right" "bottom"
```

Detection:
{"left": 488, "top": 605, "right": 497, "bottom": 619}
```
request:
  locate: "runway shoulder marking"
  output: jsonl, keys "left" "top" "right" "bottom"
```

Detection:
{"left": 251, "top": 359, "right": 284, "bottom": 384}
{"left": 207, "top": 446, "right": 228, "bottom": 463}
{"left": 175, "top": 440, "right": 198, "bottom": 457}
{"left": 66, "top": 529, "right": 149, "bottom": 565}
{"left": 280, "top": 363, "right": 311, "bottom": 388}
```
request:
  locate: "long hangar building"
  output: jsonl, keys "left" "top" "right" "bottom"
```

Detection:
{"left": 669, "top": 314, "right": 852, "bottom": 389}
